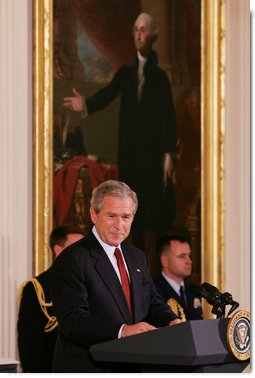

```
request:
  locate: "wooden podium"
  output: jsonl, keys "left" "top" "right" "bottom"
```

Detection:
{"left": 90, "top": 319, "right": 249, "bottom": 372}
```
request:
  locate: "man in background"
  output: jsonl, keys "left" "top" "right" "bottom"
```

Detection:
{"left": 17, "top": 225, "right": 84, "bottom": 372}
{"left": 154, "top": 235, "right": 202, "bottom": 320}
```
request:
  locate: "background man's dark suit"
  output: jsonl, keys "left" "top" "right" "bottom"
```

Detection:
{"left": 17, "top": 269, "right": 57, "bottom": 372}
{"left": 154, "top": 274, "right": 202, "bottom": 321}
{"left": 50, "top": 232, "right": 177, "bottom": 372}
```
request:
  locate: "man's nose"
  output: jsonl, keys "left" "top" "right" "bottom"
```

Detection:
{"left": 113, "top": 218, "right": 122, "bottom": 228}
{"left": 136, "top": 30, "right": 141, "bottom": 39}
{"left": 186, "top": 256, "right": 192, "bottom": 264}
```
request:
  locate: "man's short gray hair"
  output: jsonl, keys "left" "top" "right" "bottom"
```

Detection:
{"left": 90, "top": 180, "right": 138, "bottom": 214}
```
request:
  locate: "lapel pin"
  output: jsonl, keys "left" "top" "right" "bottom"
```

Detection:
{"left": 136, "top": 269, "right": 141, "bottom": 272}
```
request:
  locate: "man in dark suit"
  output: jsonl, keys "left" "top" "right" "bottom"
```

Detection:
{"left": 63, "top": 13, "right": 177, "bottom": 267}
{"left": 154, "top": 235, "right": 202, "bottom": 321}
{"left": 17, "top": 225, "right": 84, "bottom": 372}
{"left": 50, "top": 180, "right": 183, "bottom": 373}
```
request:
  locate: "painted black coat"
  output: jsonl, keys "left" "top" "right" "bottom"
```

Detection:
{"left": 86, "top": 51, "right": 176, "bottom": 230}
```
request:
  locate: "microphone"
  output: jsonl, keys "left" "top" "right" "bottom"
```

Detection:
{"left": 220, "top": 292, "right": 239, "bottom": 317}
{"left": 220, "top": 292, "right": 235, "bottom": 305}
{"left": 198, "top": 283, "right": 239, "bottom": 318}
{"left": 198, "top": 282, "right": 223, "bottom": 307}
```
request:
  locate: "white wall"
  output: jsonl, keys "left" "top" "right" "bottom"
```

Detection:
{"left": 225, "top": 0, "right": 250, "bottom": 311}
{"left": 0, "top": 0, "right": 251, "bottom": 362}
{"left": 0, "top": 0, "right": 33, "bottom": 360}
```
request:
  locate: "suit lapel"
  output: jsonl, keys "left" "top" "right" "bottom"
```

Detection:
{"left": 160, "top": 275, "right": 180, "bottom": 301}
{"left": 161, "top": 275, "right": 189, "bottom": 310}
{"left": 88, "top": 238, "right": 132, "bottom": 323}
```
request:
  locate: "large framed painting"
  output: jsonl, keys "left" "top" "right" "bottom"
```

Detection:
{"left": 33, "top": 0, "right": 226, "bottom": 303}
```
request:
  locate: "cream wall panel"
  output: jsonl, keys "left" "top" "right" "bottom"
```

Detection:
{"left": 0, "top": 0, "right": 32, "bottom": 360}
{"left": 225, "top": 0, "right": 250, "bottom": 311}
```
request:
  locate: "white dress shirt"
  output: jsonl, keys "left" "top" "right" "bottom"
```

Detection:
{"left": 161, "top": 272, "right": 184, "bottom": 296}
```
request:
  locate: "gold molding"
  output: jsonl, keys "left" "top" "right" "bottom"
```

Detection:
{"left": 33, "top": 0, "right": 53, "bottom": 275}
{"left": 33, "top": 0, "right": 226, "bottom": 295}
{"left": 201, "top": 0, "right": 225, "bottom": 317}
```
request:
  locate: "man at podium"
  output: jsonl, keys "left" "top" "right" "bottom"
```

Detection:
{"left": 50, "top": 180, "right": 184, "bottom": 372}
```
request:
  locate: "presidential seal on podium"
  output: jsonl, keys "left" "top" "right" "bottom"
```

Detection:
{"left": 227, "top": 310, "right": 250, "bottom": 361}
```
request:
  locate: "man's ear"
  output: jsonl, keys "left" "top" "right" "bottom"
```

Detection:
{"left": 90, "top": 207, "right": 97, "bottom": 224}
{"left": 160, "top": 253, "right": 168, "bottom": 269}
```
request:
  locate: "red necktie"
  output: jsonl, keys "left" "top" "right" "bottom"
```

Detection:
{"left": 114, "top": 248, "right": 132, "bottom": 314}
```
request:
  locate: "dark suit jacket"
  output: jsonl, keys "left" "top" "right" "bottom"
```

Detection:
{"left": 154, "top": 274, "right": 203, "bottom": 321}
{"left": 17, "top": 268, "right": 58, "bottom": 372}
{"left": 50, "top": 232, "right": 177, "bottom": 372}
{"left": 86, "top": 50, "right": 176, "bottom": 231}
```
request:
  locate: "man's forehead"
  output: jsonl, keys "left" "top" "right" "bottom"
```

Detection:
{"left": 135, "top": 15, "right": 150, "bottom": 28}
{"left": 101, "top": 195, "right": 135, "bottom": 211}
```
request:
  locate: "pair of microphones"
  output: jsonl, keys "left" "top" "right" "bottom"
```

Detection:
{"left": 196, "top": 282, "right": 239, "bottom": 318}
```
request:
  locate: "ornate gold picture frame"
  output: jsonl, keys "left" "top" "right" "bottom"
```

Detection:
{"left": 33, "top": 0, "right": 226, "bottom": 312}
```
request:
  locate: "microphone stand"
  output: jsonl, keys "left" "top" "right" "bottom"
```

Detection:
{"left": 211, "top": 303, "right": 225, "bottom": 318}
{"left": 226, "top": 302, "right": 239, "bottom": 318}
